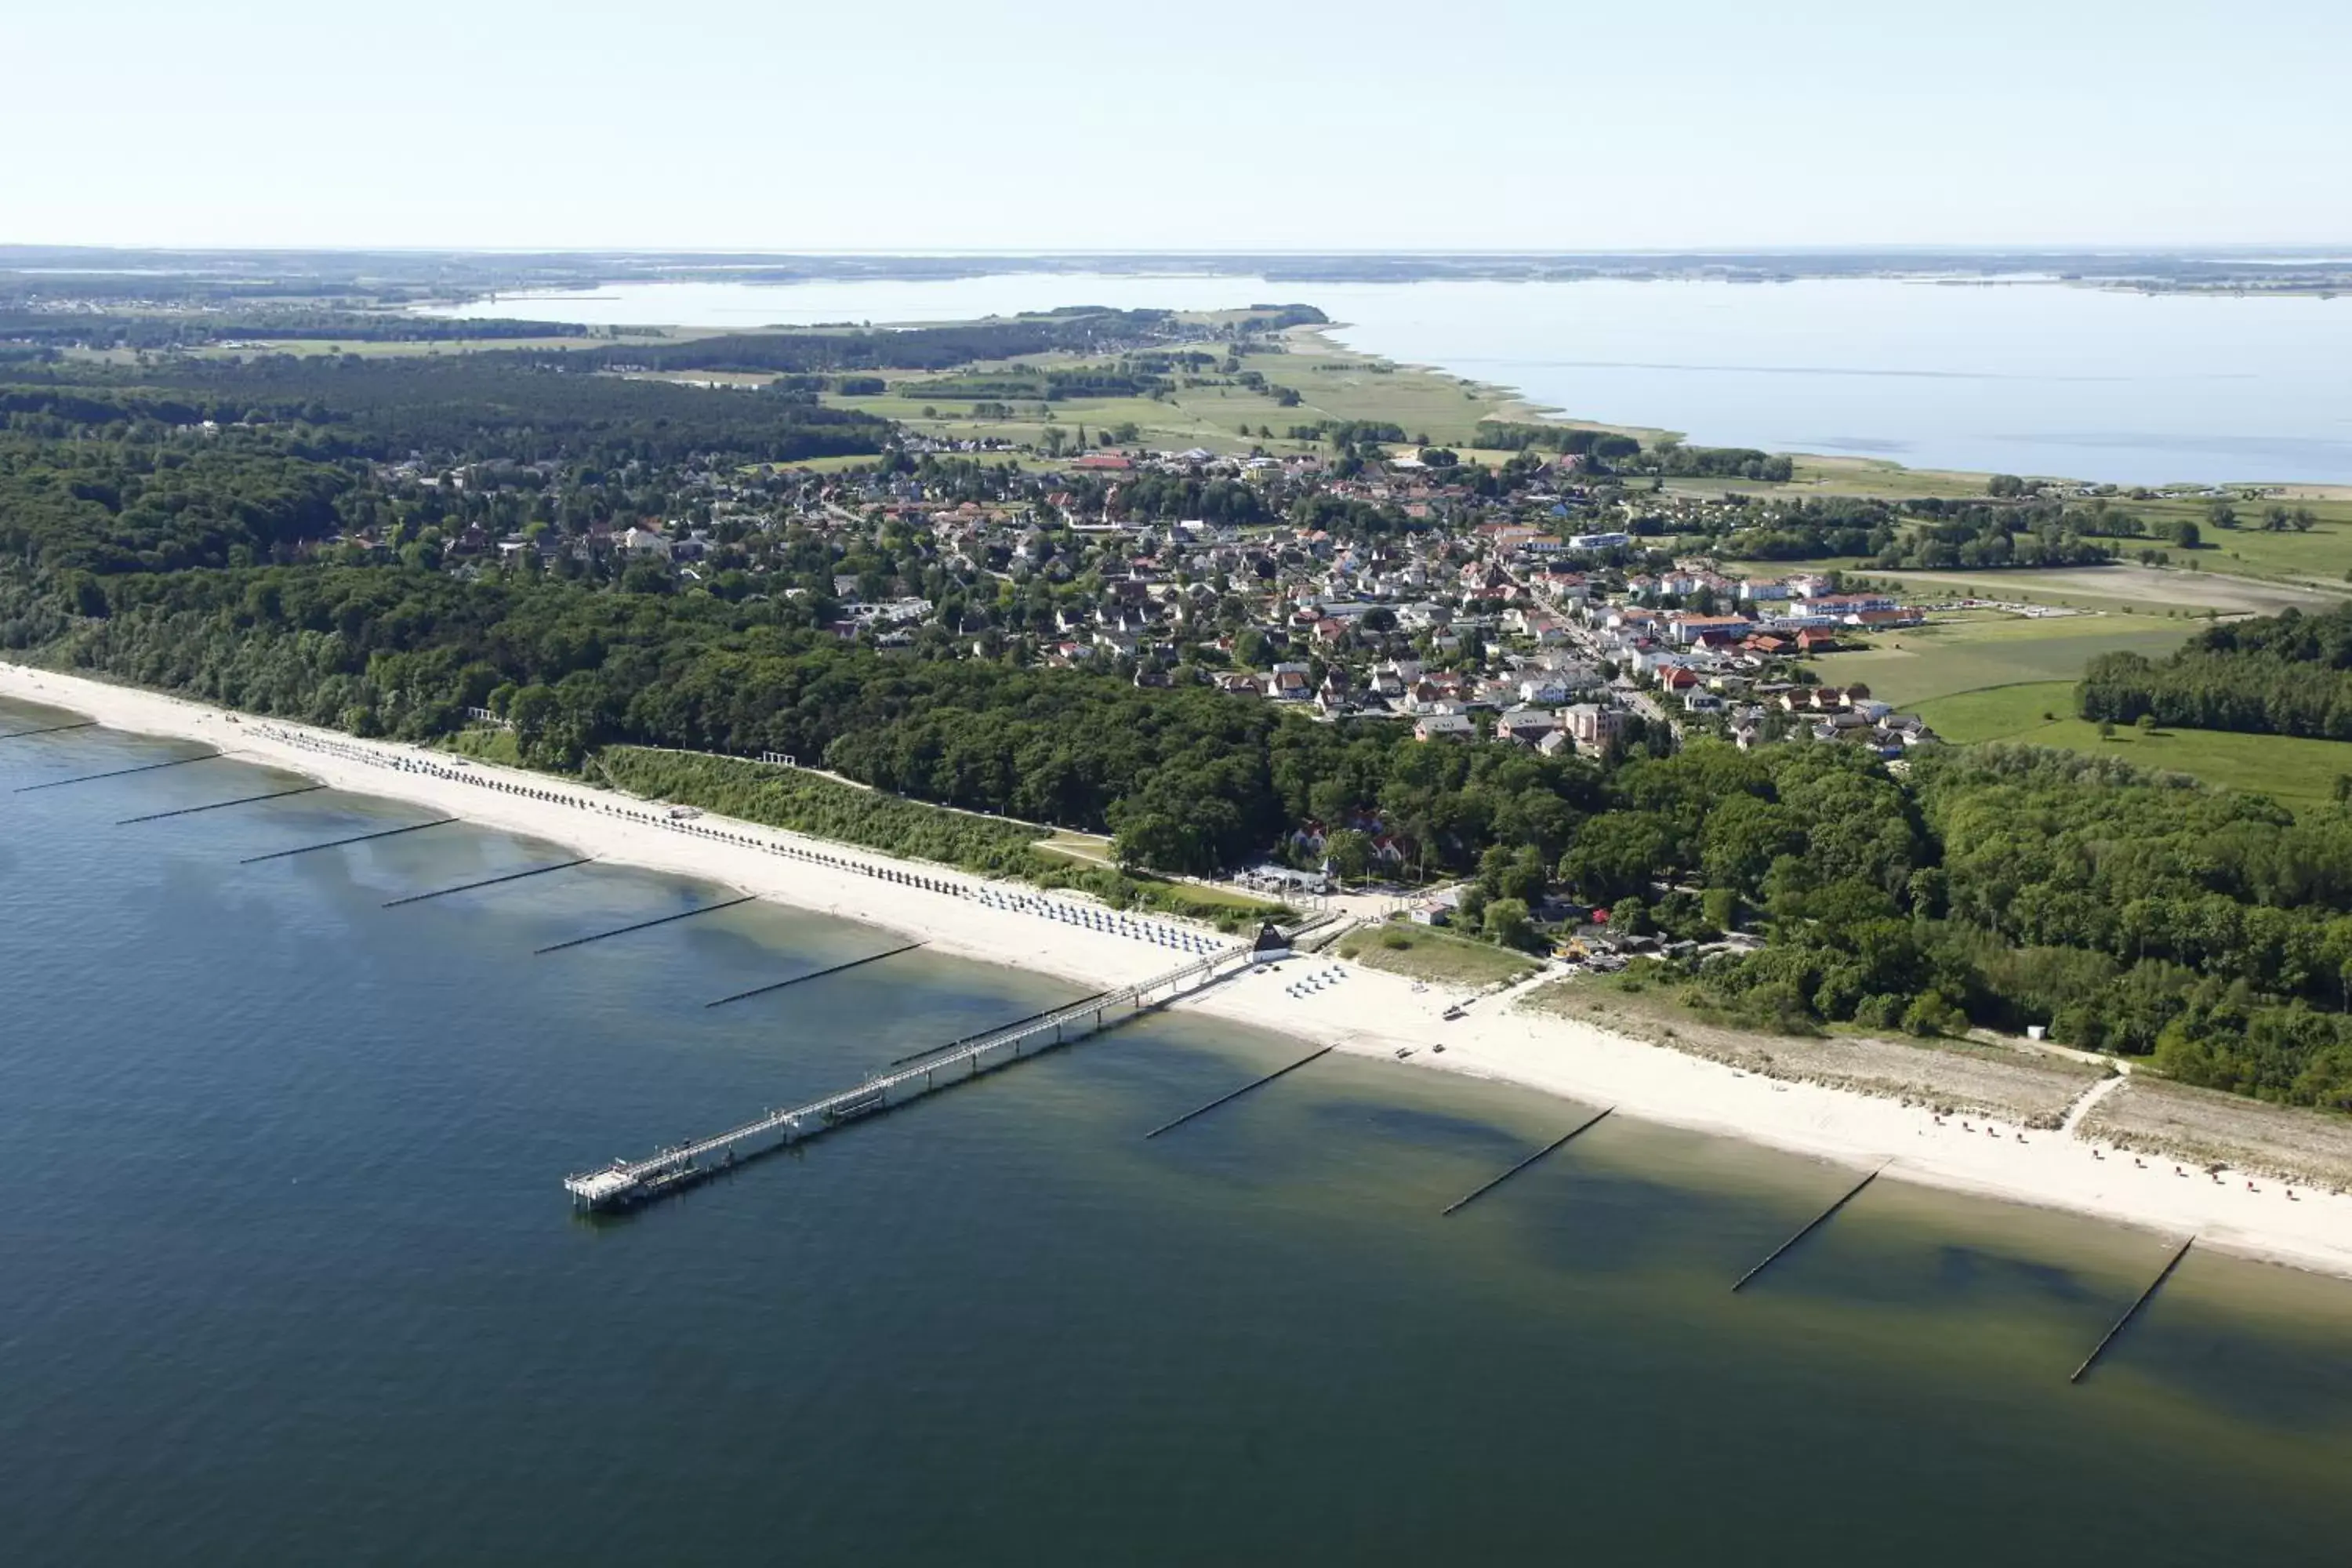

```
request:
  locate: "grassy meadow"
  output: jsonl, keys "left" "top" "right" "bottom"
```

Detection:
{"left": 1914, "top": 681, "right": 2352, "bottom": 810}
{"left": 813, "top": 325, "right": 1573, "bottom": 459}
{"left": 2136, "top": 496, "right": 2352, "bottom": 586}
{"left": 1805, "top": 611, "right": 2195, "bottom": 707}
{"left": 1758, "top": 558, "right": 2336, "bottom": 617}
{"left": 1335, "top": 922, "right": 1539, "bottom": 987}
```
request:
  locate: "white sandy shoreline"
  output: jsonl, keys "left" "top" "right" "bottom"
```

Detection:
{"left": 8, "top": 660, "right": 2352, "bottom": 1283}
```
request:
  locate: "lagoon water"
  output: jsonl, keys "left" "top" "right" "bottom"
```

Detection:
{"left": 7, "top": 700, "right": 2352, "bottom": 1566}
{"left": 430, "top": 273, "right": 2352, "bottom": 487}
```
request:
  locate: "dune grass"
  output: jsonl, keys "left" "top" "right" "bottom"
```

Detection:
{"left": 1336, "top": 922, "right": 1538, "bottom": 987}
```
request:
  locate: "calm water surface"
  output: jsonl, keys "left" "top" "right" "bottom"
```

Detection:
{"left": 429, "top": 274, "right": 2352, "bottom": 485}
{"left": 5, "top": 699, "right": 2352, "bottom": 1566}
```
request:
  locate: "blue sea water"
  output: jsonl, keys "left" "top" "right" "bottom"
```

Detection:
{"left": 5, "top": 699, "right": 2352, "bottom": 1566}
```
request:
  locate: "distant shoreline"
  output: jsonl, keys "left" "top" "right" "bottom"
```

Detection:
{"left": 1284, "top": 324, "right": 2343, "bottom": 500}
{"left": 9, "top": 659, "right": 2352, "bottom": 1279}
{"left": 448, "top": 281, "right": 2350, "bottom": 495}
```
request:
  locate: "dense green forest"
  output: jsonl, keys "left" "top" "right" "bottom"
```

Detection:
{"left": 906, "top": 369, "right": 1169, "bottom": 401}
{"left": 524, "top": 306, "right": 1316, "bottom": 376}
{"left": 5, "top": 348, "right": 2352, "bottom": 1113}
{"left": 2079, "top": 603, "right": 2352, "bottom": 739}
{"left": 1682, "top": 745, "right": 2352, "bottom": 1106}
{"left": 1472, "top": 421, "right": 1643, "bottom": 460}
{"left": 0, "top": 309, "right": 591, "bottom": 350}
{"left": 1636, "top": 441, "right": 1795, "bottom": 482}
{"left": 1717, "top": 496, "right": 2116, "bottom": 568}
{"left": 2, "top": 358, "right": 889, "bottom": 467}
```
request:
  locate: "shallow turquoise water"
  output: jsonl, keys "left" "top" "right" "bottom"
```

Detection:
{"left": 4, "top": 701, "right": 2351, "bottom": 1566}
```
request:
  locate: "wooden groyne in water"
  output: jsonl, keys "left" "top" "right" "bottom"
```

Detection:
{"left": 2071, "top": 1236, "right": 2196, "bottom": 1385}
{"left": 16, "top": 750, "right": 232, "bottom": 791}
{"left": 1442, "top": 1106, "right": 1615, "bottom": 1216}
{"left": 704, "top": 942, "right": 927, "bottom": 1009}
{"left": 535, "top": 894, "right": 757, "bottom": 955}
{"left": 241, "top": 818, "right": 458, "bottom": 864}
{"left": 564, "top": 945, "right": 1255, "bottom": 1211}
{"left": 1731, "top": 1161, "right": 1889, "bottom": 1293}
{"left": 117, "top": 783, "right": 323, "bottom": 826}
{"left": 0, "top": 719, "right": 97, "bottom": 742}
{"left": 383, "top": 858, "right": 593, "bottom": 908}
{"left": 1143, "top": 1046, "right": 1334, "bottom": 1139}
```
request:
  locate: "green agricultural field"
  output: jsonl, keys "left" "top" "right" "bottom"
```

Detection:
{"left": 1755, "top": 558, "right": 2334, "bottom": 618}
{"left": 2131, "top": 498, "right": 2352, "bottom": 586}
{"left": 1913, "top": 682, "right": 2352, "bottom": 810}
{"left": 1912, "top": 681, "right": 2090, "bottom": 742}
{"left": 753, "top": 451, "right": 896, "bottom": 474}
{"left": 1804, "top": 612, "right": 2194, "bottom": 707}
{"left": 825, "top": 387, "right": 1284, "bottom": 456}
{"left": 1238, "top": 335, "right": 1519, "bottom": 445}
{"left": 1663, "top": 452, "right": 1991, "bottom": 503}
{"left": 1888, "top": 563, "right": 2338, "bottom": 616}
{"left": 823, "top": 328, "right": 1560, "bottom": 458}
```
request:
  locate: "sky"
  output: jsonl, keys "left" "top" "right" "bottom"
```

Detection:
{"left": 9, "top": 0, "right": 2347, "bottom": 252}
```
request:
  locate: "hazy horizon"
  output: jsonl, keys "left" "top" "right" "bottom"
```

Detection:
{"left": 9, "top": 0, "right": 2346, "bottom": 252}
{"left": 7, "top": 243, "right": 2352, "bottom": 260}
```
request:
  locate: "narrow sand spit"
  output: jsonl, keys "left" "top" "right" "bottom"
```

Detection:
{"left": 9, "top": 661, "right": 2352, "bottom": 1281}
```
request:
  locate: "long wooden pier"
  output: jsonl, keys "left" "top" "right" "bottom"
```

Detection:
{"left": 886, "top": 993, "right": 1109, "bottom": 1067}
{"left": 565, "top": 945, "right": 1254, "bottom": 1210}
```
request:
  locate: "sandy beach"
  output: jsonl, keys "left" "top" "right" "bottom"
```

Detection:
{"left": 8, "top": 659, "right": 2352, "bottom": 1282}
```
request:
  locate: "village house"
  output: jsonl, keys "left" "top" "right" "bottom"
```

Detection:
{"left": 1565, "top": 702, "right": 1626, "bottom": 750}
{"left": 1414, "top": 713, "right": 1475, "bottom": 742}
{"left": 1668, "top": 613, "right": 1754, "bottom": 646}
{"left": 1497, "top": 706, "right": 1564, "bottom": 743}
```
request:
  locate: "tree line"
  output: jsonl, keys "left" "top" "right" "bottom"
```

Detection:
{"left": 2078, "top": 603, "right": 2352, "bottom": 739}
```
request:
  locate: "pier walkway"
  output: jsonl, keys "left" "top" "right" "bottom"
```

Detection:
{"left": 565, "top": 943, "right": 1257, "bottom": 1210}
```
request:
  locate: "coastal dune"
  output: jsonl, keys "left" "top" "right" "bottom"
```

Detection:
{"left": 7, "top": 660, "right": 2352, "bottom": 1283}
